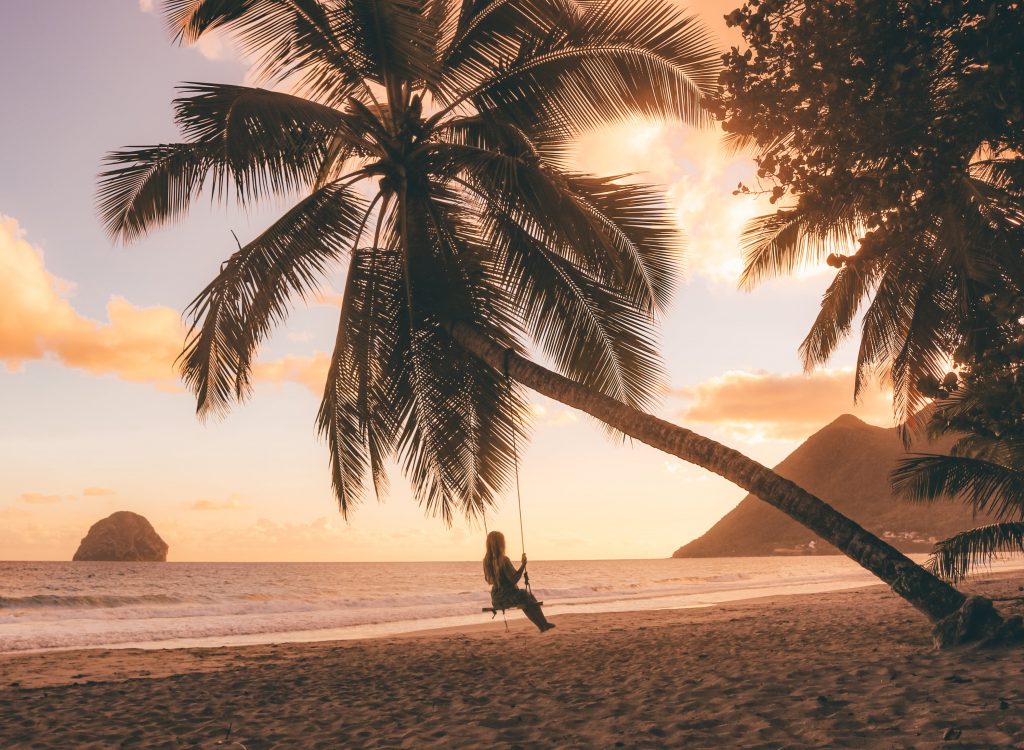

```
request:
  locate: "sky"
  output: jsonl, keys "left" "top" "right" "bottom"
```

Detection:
{"left": 0, "top": 1, "right": 893, "bottom": 562}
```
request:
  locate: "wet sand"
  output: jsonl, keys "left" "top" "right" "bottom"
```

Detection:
{"left": 1, "top": 574, "right": 1023, "bottom": 749}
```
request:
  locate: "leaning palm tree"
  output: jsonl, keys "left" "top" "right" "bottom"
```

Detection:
{"left": 99, "top": 0, "right": 998, "bottom": 640}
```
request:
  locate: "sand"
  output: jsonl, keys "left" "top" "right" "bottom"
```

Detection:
{"left": 2, "top": 575, "right": 1023, "bottom": 749}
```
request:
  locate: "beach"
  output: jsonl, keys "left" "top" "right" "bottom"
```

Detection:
{"left": 2, "top": 575, "right": 1023, "bottom": 749}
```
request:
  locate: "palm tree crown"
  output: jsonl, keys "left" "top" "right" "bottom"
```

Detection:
{"left": 98, "top": 0, "right": 718, "bottom": 522}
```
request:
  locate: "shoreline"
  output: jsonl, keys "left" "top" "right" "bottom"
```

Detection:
{"left": 2, "top": 574, "right": 889, "bottom": 657}
{"left": 3, "top": 570, "right": 1023, "bottom": 686}
{"left": 7, "top": 556, "right": 1021, "bottom": 656}
{"left": 2, "top": 573, "right": 1023, "bottom": 748}
{"left": 5, "top": 579, "right": 895, "bottom": 679}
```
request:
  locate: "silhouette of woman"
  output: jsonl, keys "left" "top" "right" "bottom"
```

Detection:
{"left": 483, "top": 530, "right": 555, "bottom": 632}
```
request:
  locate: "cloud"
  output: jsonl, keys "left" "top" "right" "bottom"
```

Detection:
{"left": 137, "top": 0, "right": 250, "bottom": 64}
{"left": 50, "top": 297, "right": 186, "bottom": 384}
{"left": 82, "top": 487, "right": 116, "bottom": 497}
{"left": 0, "top": 216, "right": 186, "bottom": 387}
{"left": 675, "top": 368, "right": 895, "bottom": 440}
{"left": 0, "top": 216, "right": 332, "bottom": 394}
{"left": 253, "top": 352, "right": 331, "bottom": 394}
{"left": 312, "top": 288, "right": 345, "bottom": 307}
{"left": 572, "top": 122, "right": 832, "bottom": 285}
{"left": 192, "top": 31, "right": 244, "bottom": 62}
{"left": 20, "top": 493, "right": 67, "bottom": 504}
{"left": 1, "top": 216, "right": 81, "bottom": 367}
{"left": 188, "top": 497, "right": 248, "bottom": 511}
{"left": 530, "top": 402, "right": 579, "bottom": 427}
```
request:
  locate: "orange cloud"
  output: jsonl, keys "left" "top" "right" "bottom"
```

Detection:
{"left": 50, "top": 297, "right": 185, "bottom": 384}
{"left": 0, "top": 216, "right": 80, "bottom": 367}
{"left": 676, "top": 368, "right": 895, "bottom": 440}
{"left": 83, "top": 487, "right": 116, "bottom": 497}
{"left": 188, "top": 498, "right": 248, "bottom": 511}
{"left": 20, "top": 492, "right": 67, "bottom": 504}
{"left": 1, "top": 216, "right": 330, "bottom": 393}
{"left": 0, "top": 216, "right": 185, "bottom": 387}
{"left": 253, "top": 352, "right": 331, "bottom": 394}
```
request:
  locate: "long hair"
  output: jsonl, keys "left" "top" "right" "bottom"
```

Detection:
{"left": 482, "top": 531, "right": 507, "bottom": 585}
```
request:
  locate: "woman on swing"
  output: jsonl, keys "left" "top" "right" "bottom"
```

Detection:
{"left": 483, "top": 530, "right": 555, "bottom": 632}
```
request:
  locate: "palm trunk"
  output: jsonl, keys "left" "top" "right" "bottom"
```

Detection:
{"left": 448, "top": 322, "right": 974, "bottom": 626}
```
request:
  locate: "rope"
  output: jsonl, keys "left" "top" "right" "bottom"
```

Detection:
{"left": 504, "top": 348, "right": 530, "bottom": 594}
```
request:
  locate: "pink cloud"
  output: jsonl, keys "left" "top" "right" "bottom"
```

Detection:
{"left": 676, "top": 368, "right": 895, "bottom": 440}
{"left": 82, "top": 487, "right": 116, "bottom": 497}
{"left": 20, "top": 492, "right": 68, "bottom": 504}
{"left": 188, "top": 498, "right": 248, "bottom": 511}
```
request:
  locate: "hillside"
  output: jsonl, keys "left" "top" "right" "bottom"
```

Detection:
{"left": 673, "top": 414, "right": 991, "bottom": 557}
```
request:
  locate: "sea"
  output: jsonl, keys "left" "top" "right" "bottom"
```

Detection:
{"left": 2, "top": 556, "right": 1023, "bottom": 654}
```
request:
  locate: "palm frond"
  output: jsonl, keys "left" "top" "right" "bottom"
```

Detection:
{"left": 181, "top": 180, "right": 369, "bottom": 417}
{"left": 740, "top": 205, "right": 862, "bottom": 291}
{"left": 851, "top": 242, "right": 953, "bottom": 419}
{"left": 165, "top": 0, "right": 378, "bottom": 104}
{"left": 798, "top": 263, "right": 877, "bottom": 372}
{"left": 435, "top": 136, "right": 676, "bottom": 314}
{"left": 98, "top": 86, "right": 358, "bottom": 242}
{"left": 174, "top": 82, "right": 357, "bottom": 200}
{"left": 439, "top": 0, "right": 578, "bottom": 96}
{"left": 888, "top": 265, "right": 960, "bottom": 423}
{"left": 476, "top": 187, "right": 665, "bottom": 411}
{"left": 97, "top": 142, "right": 213, "bottom": 242}
{"left": 720, "top": 130, "right": 758, "bottom": 156}
{"left": 566, "top": 174, "right": 680, "bottom": 313}
{"left": 393, "top": 184, "right": 529, "bottom": 522}
{"left": 892, "top": 452, "right": 1024, "bottom": 521}
{"left": 344, "top": 0, "right": 442, "bottom": 92}
{"left": 926, "top": 522, "right": 1024, "bottom": 582}
{"left": 437, "top": 0, "right": 719, "bottom": 135}
{"left": 318, "top": 239, "right": 405, "bottom": 516}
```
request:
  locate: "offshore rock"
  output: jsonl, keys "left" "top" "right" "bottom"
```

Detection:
{"left": 72, "top": 511, "right": 169, "bottom": 562}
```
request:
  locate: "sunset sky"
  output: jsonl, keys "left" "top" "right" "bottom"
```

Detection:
{"left": 0, "top": 0, "right": 893, "bottom": 562}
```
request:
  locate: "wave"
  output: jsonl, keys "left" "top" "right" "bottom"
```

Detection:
{"left": 0, "top": 593, "right": 185, "bottom": 610}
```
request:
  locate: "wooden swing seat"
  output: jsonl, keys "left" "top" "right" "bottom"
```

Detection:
{"left": 481, "top": 601, "right": 543, "bottom": 618}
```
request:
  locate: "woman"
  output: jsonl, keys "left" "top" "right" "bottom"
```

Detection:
{"left": 483, "top": 531, "right": 555, "bottom": 632}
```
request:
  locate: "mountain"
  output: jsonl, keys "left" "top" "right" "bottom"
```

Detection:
{"left": 73, "top": 511, "right": 169, "bottom": 562}
{"left": 673, "top": 414, "right": 992, "bottom": 557}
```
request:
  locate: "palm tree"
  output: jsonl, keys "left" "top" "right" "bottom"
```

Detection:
{"left": 738, "top": 162, "right": 1024, "bottom": 429}
{"left": 98, "top": 0, "right": 993, "bottom": 637}
{"left": 718, "top": 0, "right": 1024, "bottom": 428}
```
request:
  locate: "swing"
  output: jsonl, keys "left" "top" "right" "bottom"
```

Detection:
{"left": 480, "top": 350, "right": 537, "bottom": 630}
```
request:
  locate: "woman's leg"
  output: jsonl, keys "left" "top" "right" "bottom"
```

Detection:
{"left": 519, "top": 592, "right": 554, "bottom": 632}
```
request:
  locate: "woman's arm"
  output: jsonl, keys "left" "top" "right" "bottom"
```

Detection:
{"left": 501, "top": 556, "right": 524, "bottom": 586}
